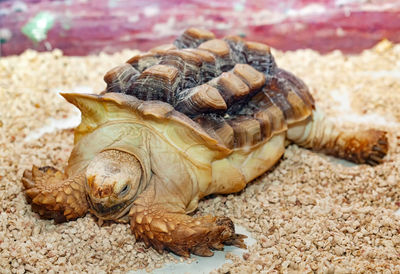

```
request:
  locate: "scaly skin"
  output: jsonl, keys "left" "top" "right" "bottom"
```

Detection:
{"left": 21, "top": 166, "right": 88, "bottom": 222}
{"left": 129, "top": 177, "right": 246, "bottom": 257}
{"left": 287, "top": 110, "right": 389, "bottom": 165}
{"left": 327, "top": 129, "right": 388, "bottom": 165}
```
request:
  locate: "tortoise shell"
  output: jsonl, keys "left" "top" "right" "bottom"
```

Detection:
{"left": 103, "top": 28, "right": 315, "bottom": 150}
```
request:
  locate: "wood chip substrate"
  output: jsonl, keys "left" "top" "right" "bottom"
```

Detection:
{"left": 1, "top": 41, "right": 400, "bottom": 273}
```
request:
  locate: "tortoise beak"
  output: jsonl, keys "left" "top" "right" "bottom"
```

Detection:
{"left": 94, "top": 202, "right": 126, "bottom": 216}
{"left": 86, "top": 194, "right": 126, "bottom": 216}
{"left": 86, "top": 195, "right": 132, "bottom": 220}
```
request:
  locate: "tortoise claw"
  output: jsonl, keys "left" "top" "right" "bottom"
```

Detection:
{"left": 169, "top": 246, "right": 191, "bottom": 257}
{"left": 21, "top": 169, "right": 35, "bottom": 189}
{"left": 192, "top": 245, "right": 214, "bottom": 257}
{"left": 361, "top": 130, "right": 388, "bottom": 165}
{"left": 224, "top": 233, "right": 247, "bottom": 249}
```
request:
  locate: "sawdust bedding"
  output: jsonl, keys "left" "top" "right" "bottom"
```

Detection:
{"left": 1, "top": 41, "right": 400, "bottom": 273}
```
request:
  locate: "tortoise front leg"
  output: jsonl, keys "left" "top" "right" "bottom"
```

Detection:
{"left": 129, "top": 179, "right": 246, "bottom": 257}
{"left": 22, "top": 166, "right": 88, "bottom": 222}
{"left": 287, "top": 109, "right": 388, "bottom": 165}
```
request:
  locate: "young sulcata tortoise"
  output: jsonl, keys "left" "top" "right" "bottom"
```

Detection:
{"left": 22, "top": 28, "right": 388, "bottom": 257}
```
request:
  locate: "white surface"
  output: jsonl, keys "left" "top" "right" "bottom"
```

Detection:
{"left": 23, "top": 86, "right": 92, "bottom": 142}
{"left": 23, "top": 113, "right": 81, "bottom": 142}
{"left": 129, "top": 225, "right": 256, "bottom": 274}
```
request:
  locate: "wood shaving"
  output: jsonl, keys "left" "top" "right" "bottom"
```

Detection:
{"left": 1, "top": 43, "right": 399, "bottom": 272}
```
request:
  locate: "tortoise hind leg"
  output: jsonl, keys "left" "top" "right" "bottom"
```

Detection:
{"left": 22, "top": 166, "right": 88, "bottom": 222}
{"left": 286, "top": 109, "right": 388, "bottom": 165}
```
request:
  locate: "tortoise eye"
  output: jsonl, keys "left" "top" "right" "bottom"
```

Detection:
{"left": 119, "top": 184, "right": 130, "bottom": 197}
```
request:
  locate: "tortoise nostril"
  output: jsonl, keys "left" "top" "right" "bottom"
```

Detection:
{"left": 86, "top": 177, "right": 114, "bottom": 198}
{"left": 94, "top": 186, "right": 114, "bottom": 198}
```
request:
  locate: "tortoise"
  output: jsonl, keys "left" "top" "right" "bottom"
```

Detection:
{"left": 22, "top": 28, "right": 388, "bottom": 257}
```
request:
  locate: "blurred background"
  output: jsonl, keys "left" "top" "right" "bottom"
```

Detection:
{"left": 1, "top": 0, "right": 400, "bottom": 56}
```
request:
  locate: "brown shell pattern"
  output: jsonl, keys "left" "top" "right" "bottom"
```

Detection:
{"left": 103, "top": 28, "right": 315, "bottom": 149}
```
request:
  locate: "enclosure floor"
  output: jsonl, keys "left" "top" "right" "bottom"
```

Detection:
{"left": 1, "top": 42, "right": 400, "bottom": 273}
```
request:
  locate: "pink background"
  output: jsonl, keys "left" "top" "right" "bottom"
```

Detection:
{"left": 1, "top": 0, "right": 399, "bottom": 56}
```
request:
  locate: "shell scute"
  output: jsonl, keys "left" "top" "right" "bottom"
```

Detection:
{"left": 198, "top": 39, "right": 234, "bottom": 72}
{"left": 174, "top": 28, "right": 216, "bottom": 49}
{"left": 104, "top": 64, "right": 140, "bottom": 94}
{"left": 223, "top": 35, "right": 247, "bottom": 64}
{"left": 130, "top": 64, "right": 180, "bottom": 104}
{"left": 233, "top": 64, "right": 265, "bottom": 91}
{"left": 127, "top": 52, "right": 160, "bottom": 72}
{"left": 184, "top": 48, "right": 218, "bottom": 82}
{"left": 198, "top": 39, "right": 231, "bottom": 58}
{"left": 102, "top": 28, "right": 314, "bottom": 150}
{"left": 149, "top": 44, "right": 177, "bottom": 54}
{"left": 228, "top": 116, "right": 262, "bottom": 147}
{"left": 211, "top": 71, "right": 250, "bottom": 105}
{"left": 159, "top": 50, "right": 202, "bottom": 90}
{"left": 194, "top": 115, "right": 235, "bottom": 149}
{"left": 175, "top": 84, "right": 227, "bottom": 116}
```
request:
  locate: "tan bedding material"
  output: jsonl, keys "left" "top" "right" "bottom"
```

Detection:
{"left": 1, "top": 42, "right": 399, "bottom": 273}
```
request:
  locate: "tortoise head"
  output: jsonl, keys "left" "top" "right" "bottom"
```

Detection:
{"left": 85, "top": 149, "right": 142, "bottom": 222}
